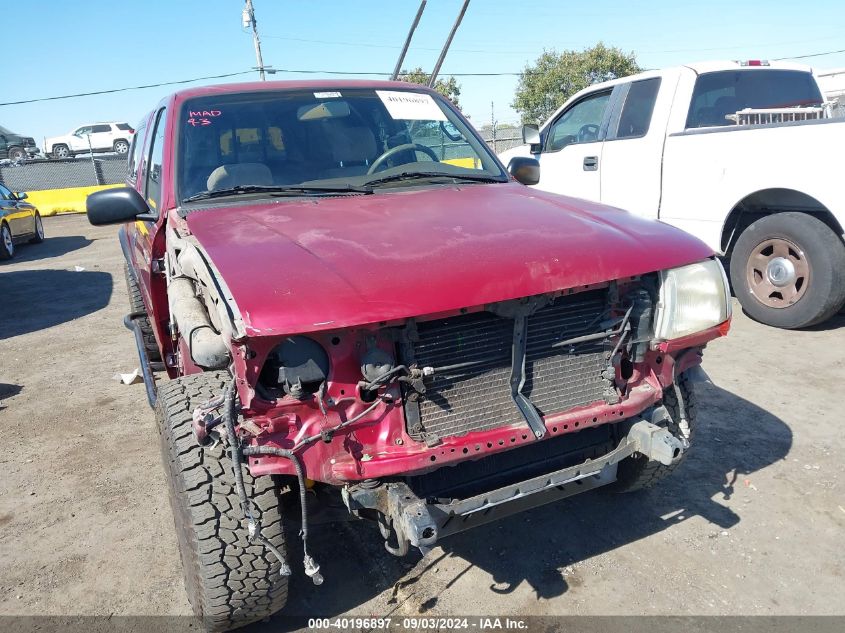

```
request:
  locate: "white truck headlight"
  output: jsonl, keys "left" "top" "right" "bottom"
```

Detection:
{"left": 654, "top": 259, "right": 731, "bottom": 340}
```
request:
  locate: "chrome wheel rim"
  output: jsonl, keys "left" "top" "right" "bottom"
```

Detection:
{"left": 2, "top": 225, "right": 13, "bottom": 255}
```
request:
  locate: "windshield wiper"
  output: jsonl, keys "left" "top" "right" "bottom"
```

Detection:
{"left": 182, "top": 184, "right": 372, "bottom": 203}
{"left": 362, "top": 171, "right": 506, "bottom": 188}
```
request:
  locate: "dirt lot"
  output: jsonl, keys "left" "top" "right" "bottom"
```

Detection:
{"left": 1, "top": 214, "right": 844, "bottom": 625}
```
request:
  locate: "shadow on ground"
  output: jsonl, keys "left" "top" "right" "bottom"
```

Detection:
{"left": 248, "top": 382, "right": 792, "bottom": 628}
{"left": 0, "top": 383, "right": 22, "bottom": 409}
{"left": 0, "top": 235, "right": 93, "bottom": 265}
{"left": 0, "top": 269, "right": 112, "bottom": 339}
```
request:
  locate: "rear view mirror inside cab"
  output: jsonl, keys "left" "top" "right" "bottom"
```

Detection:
{"left": 297, "top": 101, "right": 351, "bottom": 121}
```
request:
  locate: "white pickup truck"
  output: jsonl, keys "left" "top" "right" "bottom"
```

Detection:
{"left": 500, "top": 60, "right": 845, "bottom": 329}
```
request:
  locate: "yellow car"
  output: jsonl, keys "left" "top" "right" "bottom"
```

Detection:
{"left": 0, "top": 182, "right": 44, "bottom": 260}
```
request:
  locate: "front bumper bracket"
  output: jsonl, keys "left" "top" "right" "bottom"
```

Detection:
{"left": 344, "top": 419, "right": 684, "bottom": 552}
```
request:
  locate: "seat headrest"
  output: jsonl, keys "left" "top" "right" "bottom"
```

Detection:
{"left": 207, "top": 163, "right": 273, "bottom": 191}
{"left": 328, "top": 126, "right": 377, "bottom": 164}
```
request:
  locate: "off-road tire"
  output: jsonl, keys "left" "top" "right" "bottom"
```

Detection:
{"left": 29, "top": 212, "right": 45, "bottom": 244}
{"left": 0, "top": 222, "right": 14, "bottom": 260}
{"left": 730, "top": 212, "right": 845, "bottom": 329}
{"left": 7, "top": 146, "right": 24, "bottom": 162}
{"left": 124, "top": 263, "right": 161, "bottom": 362}
{"left": 611, "top": 373, "right": 696, "bottom": 493}
{"left": 157, "top": 372, "right": 289, "bottom": 631}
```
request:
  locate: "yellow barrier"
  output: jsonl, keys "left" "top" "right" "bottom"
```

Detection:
{"left": 443, "top": 157, "right": 480, "bottom": 169}
{"left": 25, "top": 184, "right": 122, "bottom": 216}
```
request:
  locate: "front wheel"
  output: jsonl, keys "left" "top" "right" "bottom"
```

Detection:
{"left": 611, "top": 373, "right": 696, "bottom": 493}
{"left": 29, "top": 212, "right": 45, "bottom": 244}
{"left": 7, "top": 147, "right": 24, "bottom": 162}
{"left": 51, "top": 144, "right": 71, "bottom": 159}
{"left": 157, "top": 372, "right": 289, "bottom": 631}
{"left": 730, "top": 212, "right": 845, "bottom": 329}
{"left": 0, "top": 222, "right": 14, "bottom": 260}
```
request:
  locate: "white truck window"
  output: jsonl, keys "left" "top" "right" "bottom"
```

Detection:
{"left": 546, "top": 90, "right": 611, "bottom": 152}
{"left": 686, "top": 70, "right": 823, "bottom": 128}
{"left": 616, "top": 78, "right": 661, "bottom": 139}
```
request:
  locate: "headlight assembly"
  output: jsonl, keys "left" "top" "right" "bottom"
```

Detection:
{"left": 654, "top": 258, "right": 731, "bottom": 340}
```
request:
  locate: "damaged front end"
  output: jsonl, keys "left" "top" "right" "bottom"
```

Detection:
{"left": 215, "top": 267, "right": 727, "bottom": 559}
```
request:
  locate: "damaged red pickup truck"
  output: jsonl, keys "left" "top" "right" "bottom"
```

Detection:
{"left": 88, "top": 80, "right": 731, "bottom": 630}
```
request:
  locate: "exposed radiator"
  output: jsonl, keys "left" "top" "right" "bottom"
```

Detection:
{"left": 400, "top": 290, "right": 614, "bottom": 442}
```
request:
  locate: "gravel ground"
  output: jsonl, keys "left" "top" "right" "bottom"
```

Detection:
{"left": 1, "top": 214, "right": 843, "bottom": 626}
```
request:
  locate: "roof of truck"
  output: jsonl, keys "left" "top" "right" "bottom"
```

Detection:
{"left": 681, "top": 59, "right": 813, "bottom": 74}
{"left": 169, "top": 79, "right": 435, "bottom": 103}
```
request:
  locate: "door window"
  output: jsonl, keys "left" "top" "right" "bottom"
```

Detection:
{"left": 545, "top": 90, "right": 611, "bottom": 152}
{"left": 145, "top": 108, "right": 168, "bottom": 211}
{"left": 127, "top": 117, "right": 149, "bottom": 185}
{"left": 74, "top": 126, "right": 93, "bottom": 136}
{"left": 91, "top": 124, "right": 111, "bottom": 133}
{"left": 615, "top": 78, "right": 661, "bottom": 139}
{"left": 0, "top": 183, "right": 11, "bottom": 199}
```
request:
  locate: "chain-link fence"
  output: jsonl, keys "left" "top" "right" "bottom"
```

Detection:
{"left": 480, "top": 131, "right": 525, "bottom": 155}
{"left": 0, "top": 155, "right": 127, "bottom": 193}
{"left": 414, "top": 133, "right": 525, "bottom": 162}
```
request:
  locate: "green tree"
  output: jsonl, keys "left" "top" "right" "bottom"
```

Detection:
{"left": 512, "top": 43, "right": 641, "bottom": 123}
{"left": 398, "top": 67, "right": 461, "bottom": 108}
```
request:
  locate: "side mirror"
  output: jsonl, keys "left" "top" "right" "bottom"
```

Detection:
{"left": 507, "top": 157, "right": 540, "bottom": 186}
{"left": 13, "top": 192, "right": 28, "bottom": 200}
{"left": 87, "top": 186, "right": 156, "bottom": 226}
{"left": 522, "top": 124, "right": 541, "bottom": 145}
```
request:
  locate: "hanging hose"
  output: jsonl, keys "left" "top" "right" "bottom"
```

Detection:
{"left": 211, "top": 375, "right": 394, "bottom": 585}
{"left": 220, "top": 377, "right": 292, "bottom": 577}
{"left": 242, "top": 445, "right": 323, "bottom": 585}
{"left": 670, "top": 350, "right": 693, "bottom": 448}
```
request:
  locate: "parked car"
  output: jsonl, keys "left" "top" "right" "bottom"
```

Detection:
{"left": 0, "top": 182, "right": 45, "bottom": 259}
{"left": 45, "top": 122, "right": 134, "bottom": 158}
{"left": 87, "top": 79, "right": 730, "bottom": 631}
{"left": 500, "top": 60, "right": 845, "bottom": 329}
{"left": 0, "top": 125, "right": 40, "bottom": 161}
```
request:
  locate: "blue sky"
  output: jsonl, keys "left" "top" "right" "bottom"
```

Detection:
{"left": 3, "top": 0, "right": 844, "bottom": 144}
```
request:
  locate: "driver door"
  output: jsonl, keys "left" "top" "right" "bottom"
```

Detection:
{"left": 532, "top": 89, "right": 612, "bottom": 201}
{"left": 70, "top": 125, "right": 93, "bottom": 152}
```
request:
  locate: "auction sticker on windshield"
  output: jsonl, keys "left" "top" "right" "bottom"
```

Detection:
{"left": 376, "top": 90, "right": 447, "bottom": 121}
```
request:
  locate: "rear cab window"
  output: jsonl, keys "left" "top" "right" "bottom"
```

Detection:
{"left": 686, "top": 69, "right": 823, "bottom": 128}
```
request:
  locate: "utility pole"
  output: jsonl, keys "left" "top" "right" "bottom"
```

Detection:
{"left": 243, "top": 0, "right": 266, "bottom": 81}
{"left": 428, "top": 0, "right": 470, "bottom": 88}
{"left": 391, "top": 0, "right": 427, "bottom": 81}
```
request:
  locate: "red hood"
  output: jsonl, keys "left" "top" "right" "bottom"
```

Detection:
{"left": 185, "top": 183, "right": 712, "bottom": 337}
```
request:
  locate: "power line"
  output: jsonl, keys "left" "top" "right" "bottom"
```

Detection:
{"left": 5, "top": 44, "right": 845, "bottom": 108}
{"left": 0, "top": 71, "right": 255, "bottom": 107}
{"left": 774, "top": 47, "right": 845, "bottom": 61}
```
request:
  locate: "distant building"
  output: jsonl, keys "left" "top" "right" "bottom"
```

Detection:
{"left": 816, "top": 68, "right": 845, "bottom": 117}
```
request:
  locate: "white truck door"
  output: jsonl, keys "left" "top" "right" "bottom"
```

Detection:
{"left": 599, "top": 71, "right": 679, "bottom": 219}
{"left": 531, "top": 88, "right": 613, "bottom": 201}
{"left": 89, "top": 124, "right": 114, "bottom": 151}
{"left": 70, "top": 126, "right": 93, "bottom": 152}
